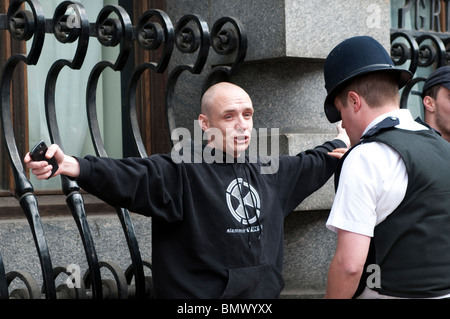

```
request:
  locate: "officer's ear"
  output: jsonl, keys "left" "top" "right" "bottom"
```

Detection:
{"left": 348, "top": 91, "right": 362, "bottom": 113}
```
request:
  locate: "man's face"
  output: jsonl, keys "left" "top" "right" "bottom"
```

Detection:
{"left": 202, "top": 88, "right": 254, "bottom": 157}
{"left": 434, "top": 86, "right": 450, "bottom": 138}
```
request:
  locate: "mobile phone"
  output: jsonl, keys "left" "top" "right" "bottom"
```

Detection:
{"left": 29, "top": 140, "right": 59, "bottom": 178}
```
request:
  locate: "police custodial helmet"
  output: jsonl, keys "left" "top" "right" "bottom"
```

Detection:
{"left": 323, "top": 36, "right": 412, "bottom": 123}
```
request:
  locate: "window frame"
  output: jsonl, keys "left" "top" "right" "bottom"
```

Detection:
{"left": 0, "top": 0, "right": 168, "bottom": 216}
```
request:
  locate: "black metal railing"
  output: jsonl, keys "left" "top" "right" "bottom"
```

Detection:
{"left": 0, "top": 0, "right": 246, "bottom": 299}
{"left": 391, "top": 30, "right": 450, "bottom": 108}
{"left": 390, "top": 1, "right": 450, "bottom": 108}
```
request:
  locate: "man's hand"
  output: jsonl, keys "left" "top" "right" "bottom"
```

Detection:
{"left": 335, "top": 121, "right": 350, "bottom": 148}
{"left": 328, "top": 148, "right": 348, "bottom": 159}
{"left": 24, "top": 144, "right": 80, "bottom": 179}
{"left": 329, "top": 121, "right": 349, "bottom": 159}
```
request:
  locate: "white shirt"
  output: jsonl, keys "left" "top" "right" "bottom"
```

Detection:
{"left": 326, "top": 109, "right": 429, "bottom": 237}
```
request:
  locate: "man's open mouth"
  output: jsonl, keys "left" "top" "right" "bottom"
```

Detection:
{"left": 235, "top": 136, "right": 249, "bottom": 143}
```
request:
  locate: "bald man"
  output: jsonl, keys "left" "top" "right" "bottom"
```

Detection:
{"left": 25, "top": 82, "right": 348, "bottom": 299}
{"left": 199, "top": 82, "right": 254, "bottom": 157}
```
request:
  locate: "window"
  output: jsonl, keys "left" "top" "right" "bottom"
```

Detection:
{"left": 27, "top": 0, "right": 121, "bottom": 192}
{"left": 0, "top": 0, "right": 167, "bottom": 215}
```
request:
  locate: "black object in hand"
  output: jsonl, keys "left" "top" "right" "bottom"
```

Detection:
{"left": 29, "top": 140, "right": 59, "bottom": 178}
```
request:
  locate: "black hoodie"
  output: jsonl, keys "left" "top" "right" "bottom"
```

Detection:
{"left": 75, "top": 138, "right": 345, "bottom": 298}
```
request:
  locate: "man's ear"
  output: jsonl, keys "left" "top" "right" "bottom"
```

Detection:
{"left": 347, "top": 91, "right": 362, "bottom": 112}
{"left": 198, "top": 114, "right": 209, "bottom": 131}
{"left": 423, "top": 96, "right": 436, "bottom": 113}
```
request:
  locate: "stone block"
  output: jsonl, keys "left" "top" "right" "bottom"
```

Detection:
{"left": 167, "top": 0, "right": 391, "bottom": 62}
{"left": 0, "top": 213, "right": 152, "bottom": 291}
{"left": 281, "top": 210, "right": 336, "bottom": 298}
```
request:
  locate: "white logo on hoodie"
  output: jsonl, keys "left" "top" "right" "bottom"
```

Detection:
{"left": 226, "top": 178, "right": 261, "bottom": 225}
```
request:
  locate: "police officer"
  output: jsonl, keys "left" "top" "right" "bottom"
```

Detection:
{"left": 323, "top": 36, "right": 450, "bottom": 299}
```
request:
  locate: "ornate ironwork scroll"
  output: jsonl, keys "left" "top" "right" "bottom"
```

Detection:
{"left": 44, "top": 1, "right": 103, "bottom": 299}
{"left": 84, "top": 4, "right": 148, "bottom": 299}
{"left": 127, "top": 9, "right": 174, "bottom": 158}
{"left": 165, "top": 14, "right": 210, "bottom": 145}
{"left": 0, "top": 0, "right": 247, "bottom": 299}
{"left": 391, "top": 1, "right": 450, "bottom": 109}
{"left": 201, "top": 16, "right": 247, "bottom": 95}
{"left": 391, "top": 32, "right": 450, "bottom": 108}
{"left": 0, "top": 0, "right": 56, "bottom": 299}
